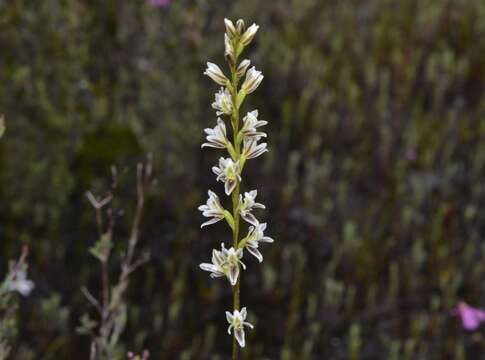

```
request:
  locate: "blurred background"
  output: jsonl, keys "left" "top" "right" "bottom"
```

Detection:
{"left": 1, "top": 0, "right": 485, "bottom": 358}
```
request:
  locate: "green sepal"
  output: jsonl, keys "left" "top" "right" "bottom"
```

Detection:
{"left": 89, "top": 233, "right": 112, "bottom": 263}
{"left": 227, "top": 142, "right": 237, "bottom": 160}
{"left": 236, "top": 90, "right": 247, "bottom": 109}
{"left": 237, "top": 238, "right": 247, "bottom": 249}
{"left": 225, "top": 81, "right": 234, "bottom": 94}
{"left": 239, "top": 154, "right": 247, "bottom": 172}
{"left": 235, "top": 42, "right": 244, "bottom": 59}
{"left": 236, "top": 131, "right": 244, "bottom": 147}
{"left": 224, "top": 210, "right": 235, "bottom": 230}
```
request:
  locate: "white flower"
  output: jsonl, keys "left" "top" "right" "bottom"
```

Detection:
{"left": 198, "top": 190, "right": 225, "bottom": 228}
{"left": 7, "top": 268, "right": 34, "bottom": 296}
{"left": 226, "top": 307, "right": 254, "bottom": 348}
{"left": 239, "top": 190, "right": 265, "bottom": 226}
{"left": 199, "top": 244, "right": 246, "bottom": 286}
{"left": 236, "top": 59, "right": 251, "bottom": 78}
{"left": 212, "top": 87, "right": 233, "bottom": 116}
{"left": 199, "top": 247, "right": 226, "bottom": 279}
{"left": 204, "top": 62, "right": 229, "bottom": 86}
{"left": 240, "top": 23, "right": 259, "bottom": 47}
{"left": 241, "top": 110, "right": 267, "bottom": 139}
{"left": 202, "top": 118, "right": 228, "bottom": 149}
{"left": 241, "top": 66, "right": 263, "bottom": 94}
{"left": 212, "top": 157, "right": 241, "bottom": 195}
{"left": 242, "top": 137, "right": 268, "bottom": 159}
{"left": 222, "top": 245, "right": 246, "bottom": 285}
{"left": 243, "top": 222, "right": 274, "bottom": 263}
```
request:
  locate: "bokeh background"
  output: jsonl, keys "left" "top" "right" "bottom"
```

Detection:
{"left": 1, "top": 0, "right": 485, "bottom": 358}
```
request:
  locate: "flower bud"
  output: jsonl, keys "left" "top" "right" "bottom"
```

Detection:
{"left": 236, "top": 59, "right": 251, "bottom": 78}
{"left": 224, "top": 18, "right": 238, "bottom": 39}
{"left": 224, "top": 33, "right": 236, "bottom": 64}
{"left": 212, "top": 87, "right": 233, "bottom": 116}
{"left": 241, "top": 66, "right": 264, "bottom": 94}
{"left": 236, "top": 19, "right": 246, "bottom": 35}
{"left": 204, "top": 62, "right": 229, "bottom": 86}
{"left": 240, "top": 24, "right": 259, "bottom": 47}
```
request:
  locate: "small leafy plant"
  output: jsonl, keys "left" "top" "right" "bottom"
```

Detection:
{"left": 0, "top": 117, "right": 35, "bottom": 360}
{"left": 0, "top": 246, "right": 34, "bottom": 359}
{"left": 78, "top": 161, "right": 152, "bottom": 360}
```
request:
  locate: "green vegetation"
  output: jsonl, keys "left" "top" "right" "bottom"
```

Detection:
{"left": 1, "top": 0, "right": 485, "bottom": 358}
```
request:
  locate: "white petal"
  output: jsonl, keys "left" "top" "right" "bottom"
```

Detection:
{"left": 202, "top": 142, "right": 225, "bottom": 149}
{"left": 199, "top": 263, "right": 218, "bottom": 273}
{"left": 241, "top": 212, "right": 258, "bottom": 226}
{"left": 224, "top": 18, "right": 237, "bottom": 37}
{"left": 225, "top": 180, "right": 237, "bottom": 195}
{"left": 247, "top": 246, "right": 263, "bottom": 263}
{"left": 228, "top": 264, "right": 239, "bottom": 286}
{"left": 201, "top": 217, "right": 222, "bottom": 228}
{"left": 262, "top": 236, "right": 274, "bottom": 243}
{"left": 226, "top": 311, "right": 234, "bottom": 324}
{"left": 235, "top": 328, "right": 245, "bottom": 348}
{"left": 243, "top": 321, "right": 254, "bottom": 329}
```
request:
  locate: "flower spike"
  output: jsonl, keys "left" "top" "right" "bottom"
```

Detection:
{"left": 199, "top": 19, "right": 272, "bottom": 352}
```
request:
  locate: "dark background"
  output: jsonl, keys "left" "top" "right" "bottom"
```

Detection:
{"left": 1, "top": 0, "right": 485, "bottom": 358}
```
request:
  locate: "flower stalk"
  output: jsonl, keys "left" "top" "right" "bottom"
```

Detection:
{"left": 199, "top": 18, "right": 272, "bottom": 358}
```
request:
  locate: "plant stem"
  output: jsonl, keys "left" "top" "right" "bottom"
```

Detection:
{"left": 231, "top": 183, "right": 240, "bottom": 360}
{"left": 230, "top": 61, "right": 241, "bottom": 360}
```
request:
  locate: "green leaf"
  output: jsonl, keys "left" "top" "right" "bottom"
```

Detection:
{"left": 89, "top": 233, "right": 112, "bottom": 263}
{"left": 76, "top": 313, "right": 97, "bottom": 335}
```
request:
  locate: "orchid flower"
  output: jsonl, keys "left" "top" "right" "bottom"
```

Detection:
{"left": 226, "top": 307, "right": 254, "bottom": 347}
{"left": 198, "top": 190, "right": 226, "bottom": 228}
{"left": 212, "top": 157, "right": 241, "bottom": 195}
{"left": 242, "top": 222, "right": 274, "bottom": 263}
{"left": 239, "top": 190, "right": 265, "bottom": 226}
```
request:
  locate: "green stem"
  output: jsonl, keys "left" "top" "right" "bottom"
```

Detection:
{"left": 230, "top": 58, "right": 241, "bottom": 360}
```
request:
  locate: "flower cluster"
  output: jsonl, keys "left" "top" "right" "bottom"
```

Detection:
{"left": 0, "top": 246, "right": 34, "bottom": 297}
{"left": 198, "top": 19, "right": 273, "bottom": 350}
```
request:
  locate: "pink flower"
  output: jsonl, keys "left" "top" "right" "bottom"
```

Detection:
{"left": 454, "top": 301, "right": 485, "bottom": 330}
{"left": 149, "top": 0, "right": 171, "bottom": 8}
